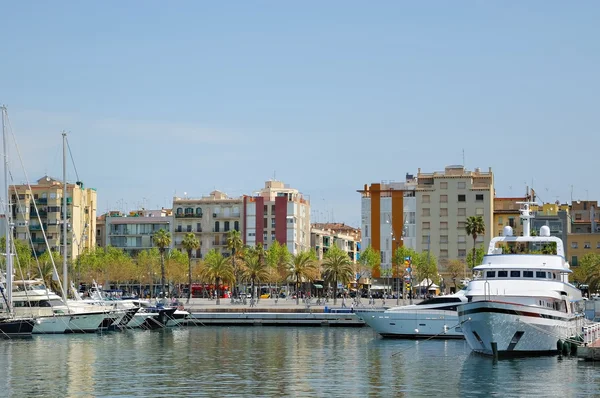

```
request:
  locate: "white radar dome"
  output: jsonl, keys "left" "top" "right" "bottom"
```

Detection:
{"left": 503, "top": 226, "right": 513, "bottom": 237}
{"left": 540, "top": 225, "right": 551, "bottom": 237}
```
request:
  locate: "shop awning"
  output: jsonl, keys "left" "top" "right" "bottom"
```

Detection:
{"left": 313, "top": 284, "right": 323, "bottom": 289}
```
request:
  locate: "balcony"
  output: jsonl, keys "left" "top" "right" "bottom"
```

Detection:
{"left": 35, "top": 198, "right": 47, "bottom": 205}
{"left": 32, "top": 237, "right": 46, "bottom": 244}
{"left": 29, "top": 224, "right": 46, "bottom": 231}
{"left": 175, "top": 213, "right": 185, "bottom": 218}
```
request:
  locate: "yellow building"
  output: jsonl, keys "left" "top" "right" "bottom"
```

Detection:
{"left": 493, "top": 197, "right": 527, "bottom": 237}
{"left": 10, "top": 176, "right": 97, "bottom": 259}
{"left": 567, "top": 233, "right": 600, "bottom": 266}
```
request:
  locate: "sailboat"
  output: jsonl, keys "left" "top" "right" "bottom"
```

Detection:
{"left": 0, "top": 105, "right": 34, "bottom": 337}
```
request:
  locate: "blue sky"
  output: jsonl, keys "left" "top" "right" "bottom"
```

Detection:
{"left": 1, "top": 2, "right": 598, "bottom": 227}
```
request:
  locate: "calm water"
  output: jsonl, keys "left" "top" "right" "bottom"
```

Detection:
{"left": 1, "top": 327, "right": 599, "bottom": 397}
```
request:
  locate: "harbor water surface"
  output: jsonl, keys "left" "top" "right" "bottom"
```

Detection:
{"left": 1, "top": 327, "right": 599, "bottom": 397}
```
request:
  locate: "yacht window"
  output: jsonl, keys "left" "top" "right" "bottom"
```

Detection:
{"left": 547, "top": 272, "right": 552, "bottom": 279}
{"left": 486, "top": 271, "right": 496, "bottom": 278}
{"left": 510, "top": 271, "right": 520, "bottom": 277}
{"left": 498, "top": 271, "right": 508, "bottom": 277}
{"left": 553, "top": 273, "right": 557, "bottom": 279}
{"left": 536, "top": 271, "right": 546, "bottom": 278}
{"left": 523, "top": 271, "right": 534, "bottom": 278}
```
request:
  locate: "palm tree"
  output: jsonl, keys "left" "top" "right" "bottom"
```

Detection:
{"left": 266, "top": 241, "right": 291, "bottom": 299}
{"left": 465, "top": 215, "right": 485, "bottom": 269}
{"left": 181, "top": 232, "right": 200, "bottom": 304}
{"left": 152, "top": 228, "right": 172, "bottom": 298}
{"left": 242, "top": 250, "right": 270, "bottom": 300}
{"left": 287, "top": 251, "right": 318, "bottom": 305}
{"left": 322, "top": 245, "right": 354, "bottom": 305}
{"left": 226, "top": 230, "right": 243, "bottom": 298}
{"left": 200, "top": 249, "right": 235, "bottom": 305}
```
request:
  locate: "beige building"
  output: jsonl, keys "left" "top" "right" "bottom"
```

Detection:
{"left": 311, "top": 223, "right": 361, "bottom": 262}
{"left": 567, "top": 233, "right": 600, "bottom": 266}
{"left": 10, "top": 176, "right": 97, "bottom": 259}
{"left": 172, "top": 191, "right": 243, "bottom": 258}
{"left": 493, "top": 196, "right": 528, "bottom": 237}
{"left": 244, "top": 180, "right": 310, "bottom": 254}
{"left": 415, "top": 166, "right": 494, "bottom": 265}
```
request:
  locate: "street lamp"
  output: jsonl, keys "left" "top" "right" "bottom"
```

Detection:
{"left": 386, "top": 217, "right": 402, "bottom": 306}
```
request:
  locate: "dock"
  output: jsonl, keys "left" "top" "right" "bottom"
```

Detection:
{"left": 577, "top": 324, "right": 600, "bottom": 360}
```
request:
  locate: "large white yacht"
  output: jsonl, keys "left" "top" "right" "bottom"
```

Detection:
{"left": 12, "top": 280, "right": 110, "bottom": 333}
{"left": 458, "top": 203, "right": 585, "bottom": 356}
{"left": 355, "top": 290, "right": 468, "bottom": 338}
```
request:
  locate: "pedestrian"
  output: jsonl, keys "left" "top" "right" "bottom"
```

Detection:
{"left": 350, "top": 302, "right": 354, "bottom": 313}
{"left": 342, "top": 296, "right": 347, "bottom": 308}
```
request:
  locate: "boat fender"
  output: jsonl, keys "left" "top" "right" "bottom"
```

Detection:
{"left": 562, "top": 341, "right": 571, "bottom": 356}
{"left": 571, "top": 342, "right": 578, "bottom": 356}
{"left": 557, "top": 339, "right": 563, "bottom": 353}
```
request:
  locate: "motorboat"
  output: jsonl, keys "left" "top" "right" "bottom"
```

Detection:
{"left": 355, "top": 291, "right": 467, "bottom": 338}
{"left": 458, "top": 203, "right": 585, "bottom": 357}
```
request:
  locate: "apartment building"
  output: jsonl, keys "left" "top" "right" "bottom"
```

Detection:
{"left": 566, "top": 200, "right": 600, "bottom": 266}
{"left": 567, "top": 233, "right": 600, "bottom": 266}
{"left": 358, "top": 176, "right": 417, "bottom": 278}
{"left": 530, "top": 202, "right": 570, "bottom": 257}
{"left": 415, "top": 166, "right": 494, "bottom": 265}
{"left": 10, "top": 176, "right": 97, "bottom": 259}
{"left": 493, "top": 196, "right": 528, "bottom": 237}
{"left": 570, "top": 200, "right": 599, "bottom": 234}
{"left": 172, "top": 191, "right": 243, "bottom": 258}
{"left": 243, "top": 180, "right": 310, "bottom": 255}
{"left": 311, "top": 222, "right": 361, "bottom": 262}
{"left": 97, "top": 209, "right": 173, "bottom": 256}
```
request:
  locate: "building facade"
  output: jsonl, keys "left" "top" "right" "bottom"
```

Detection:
{"left": 415, "top": 166, "right": 494, "bottom": 265}
{"left": 493, "top": 196, "right": 528, "bottom": 237}
{"left": 567, "top": 233, "right": 600, "bottom": 266}
{"left": 530, "top": 202, "right": 570, "bottom": 257}
{"left": 243, "top": 180, "right": 310, "bottom": 255}
{"left": 570, "top": 200, "right": 599, "bottom": 234}
{"left": 358, "top": 176, "right": 417, "bottom": 278}
{"left": 10, "top": 176, "right": 97, "bottom": 259}
{"left": 310, "top": 223, "right": 361, "bottom": 262}
{"left": 172, "top": 191, "right": 243, "bottom": 258}
{"left": 97, "top": 209, "right": 173, "bottom": 256}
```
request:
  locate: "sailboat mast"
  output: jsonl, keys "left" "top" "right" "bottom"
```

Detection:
{"left": 2, "top": 106, "right": 12, "bottom": 312}
{"left": 62, "top": 131, "right": 68, "bottom": 302}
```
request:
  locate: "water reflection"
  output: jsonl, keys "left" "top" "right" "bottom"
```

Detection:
{"left": 0, "top": 328, "right": 598, "bottom": 396}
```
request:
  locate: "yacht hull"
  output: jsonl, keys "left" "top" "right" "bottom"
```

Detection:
{"left": 66, "top": 313, "right": 106, "bottom": 333}
{"left": 0, "top": 318, "right": 34, "bottom": 338}
{"left": 33, "top": 316, "right": 70, "bottom": 334}
{"left": 356, "top": 309, "right": 464, "bottom": 338}
{"left": 458, "top": 301, "right": 583, "bottom": 356}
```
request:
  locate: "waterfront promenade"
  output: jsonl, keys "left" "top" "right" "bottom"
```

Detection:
{"left": 182, "top": 297, "right": 423, "bottom": 312}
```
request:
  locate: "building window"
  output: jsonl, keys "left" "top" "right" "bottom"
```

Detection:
{"left": 476, "top": 208, "right": 484, "bottom": 216}
{"left": 458, "top": 194, "right": 466, "bottom": 202}
{"left": 224, "top": 221, "right": 230, "bottom": 232}
{"left": 597, "top": 242, "right": 600, "bottom": 249}
{"left": 508, "top": 217, "right": 516, "bottom": 228}
{"left": 584, "top": 242, "right": 591, "bottom": 249}
{"left": 457, "top": 208, "right": 466, "bottom": 216}
{"left": 440, "top": 195, "right": 448, "bottom": 203}
{"left": 234, "top": 221, "right": 240, "bottom": 231}
{"left": 196, "top": 207, "right": 203, "bottom": 217}
{"left": 458, "top": 235, "right": 466, "bottom": 243}
{"left": 380, "top": 251, "right": 386, "bottom": 264}
{"left": 440, "top": 235, "right": 448, "bottom": 243}
{"left": 422, "top": 195, "right": 430, "bottom": 204}
{"left": 422, "top": 208, "right": 430, "bottom": 217}
{"left": 440, "top": 182, "right": 448, "bottom": 189}
{"left": 264, "top": 218, "right": 268, "bottom": 228}
{"left": 214, "top": 221, "right": 220, "bottom": 232}
{"left": 476, "top": 194, "right": 484, "bottom": 202}
{"left": 458, "top": 182, "right": 466, "bottom": 189}
{"left": 264, "top": 205, "right": 268, "bottom": 215}
{"left": 572, "top": 256, "right": 578, "bottom": 266}
{"left": 458, "top": 249, "right": 466, "bottom": 257}
{"left": 575, "top": 214, "right": 582, "bottom": 220}
{"left": 571, "top": 242, "right": 578, "bottom": 249}
{"left": 440, "top": 208, "right": 448, "bottom": 217}
{"left": 440, "top": 249, "right": 448, "bottom": 258}
{"left": 498, "top": 216, "right": 503, "bottom": 224}
{"left": 422, "top": 222, "right": 430, "bottom": 230}
{"left": 422, "top": 235, "right": 430, "bottom": 244}
{"left": 196, "top": 223, "right": 202, "bottom": 232}
{"left": 440, "top": 222, "right": 448, "bottom": 230}
{"left": 186, "top": 225, "right": 192, "bottom": 232}
{"left": 458, "top": 221, "right": 466, "bottom": 229}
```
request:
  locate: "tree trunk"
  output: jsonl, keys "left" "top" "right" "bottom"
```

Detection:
{"left": 472, "top": 238, "right": 477, "bottom": 269}
{"left": 296, "top": 276, "right": 300, "bottom": 305}
{"left": 333, "top": 283, "right": 337, "bottom": 306}
{"left": 187, "top": 253, "right": 192, "bottom": 304}
{"left": 160, "top": 250, "right": 166, "bottom": 298}
{"left": 216, "top": 277, "right": 221, "bottom": 305}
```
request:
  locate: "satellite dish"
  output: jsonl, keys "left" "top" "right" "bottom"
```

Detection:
{"left": 46, "top": 177, "right": 50, "bottom": 181}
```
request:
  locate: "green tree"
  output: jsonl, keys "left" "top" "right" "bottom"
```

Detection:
{"left": 466, "top": 215, "right": 486, "bottom": 269}
{"left": 446, "top": 259, "right": 465, "bottom": 291}
{"left": 287, "top": 251, "right": 318, "bottom": 305}
{"left": 33, "top": 250, "right": 63, "bottom": 294}
{"left": 137, "top": 248, "right": 160, "bottom": 298}
{"left": 266, "top": 241, "right": 291, "bottom": 298}
{"left": 226, "top": 230, "right": 243, "bottom": 298}
{"left": 200, "top": 249, "right": 235, "bottom": 305}
{"left": 357, "top": 245, "right": 379, "bottom": 299}
{"left": 413, "top": 251, "right": 438, "bottom": 294}
{"left": 322, "top": 245, "right": 354, "bottom": 305}
{"left": 181, "top": 232, "right": 200, "bottom": 303}
{"left": 166, "top": 249, "right": 188, "bottom": 296}
{"left": 152, "top": 228, "right": 172, "bottom": 298}
{"left": 466, "top": 247, "right": 485, "bottom": 270}
{"left": 573, "top": 253, "right": 600, "bottom": 292}
{"left": 242, "top": 249, "right": 270, "bottom": 299}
